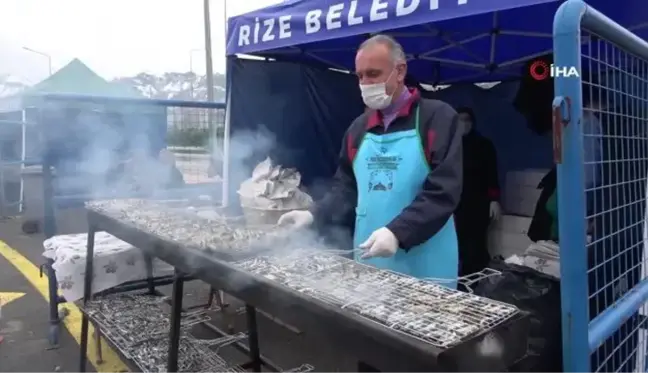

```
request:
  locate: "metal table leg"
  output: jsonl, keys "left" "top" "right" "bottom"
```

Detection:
{"left": 79, "top": 226, "right": 96, "bottom": 372}
{"left": 167, "top": 270, "right": 184, "bottom": 372}
{"left": 201, "top": 322, "right": 282, "bottom": 372}
{"left": 245, "top": 305, "right": 262, "bottom": 372}
{"left": 93, "top": 323, "right": 104, "bottom": 364}
{"left": 42, "top": 162, "right": 62, "bottom": 348}
{"left": 215, "top": 290, "right": 234, "bottom": 333}
{"left": 45, "top": 258, "right": 62, "bottom": 347}
{"left": 144, "top": 253, "right": 155, "bottom": 295}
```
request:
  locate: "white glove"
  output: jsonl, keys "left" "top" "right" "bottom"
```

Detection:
{"left": 489, "top": 201, "right": 502, "bottom": 220}
{"left": 359, "top": 227, "right": 399, "bottom": 259}
{"left": 277, "top": 210, "right": 314, "bottom": 229}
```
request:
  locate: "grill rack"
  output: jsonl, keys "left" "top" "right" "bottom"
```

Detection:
{"left": 286, "top": 364, "right": 316, "bottom": 372}
{"left": 80, "top": 292, "right": 248, "bottom": 372}
{"left": 131, "top": 332, "right": 248, "bottom": 373}
{"left": 84, "top": 293, "right": 315, "bottom": 372}
{"left": 86, "top": 307, "right": 243, "bottom": 369}
{"left": 144, "top": 337, "right": 210, "bottom": 372}
{"left": 86, "top": 199, "right": 290, "bottom": 259}
{"left": 193, "top": 333, "right": 316, "bottom": 373}
{"left": 188, "top": 332, "right": 250, "bottom": 372}
{"left": 236, "top": 250, "right": 519, "bottom": 349}
{"left": 81, "top": 293, "right": 210, "bottom": 348}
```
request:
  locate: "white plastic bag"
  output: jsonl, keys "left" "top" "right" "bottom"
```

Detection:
{"left": 238, "top": 158, "right": 312, "bottom": 210}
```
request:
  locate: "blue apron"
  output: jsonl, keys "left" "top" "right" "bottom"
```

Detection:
{"left": 352, "top": 107, "right": 459, "bottom": 288}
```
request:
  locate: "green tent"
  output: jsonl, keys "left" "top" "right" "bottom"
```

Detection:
{"left": 21, "top": 58, "right": 141, "bottom": 98}
{"left": 0, "top": 58, "right": 141, "bottom": 112}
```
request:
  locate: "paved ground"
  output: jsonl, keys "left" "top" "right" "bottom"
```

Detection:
{"left": 0, "top": 243, "right": 83, "bottom": 372}
{"left": 0, "top": 208, "right": 360, "bottom": 372}
{"left": 0, "top": 217, "right": 115, "bottom": 372}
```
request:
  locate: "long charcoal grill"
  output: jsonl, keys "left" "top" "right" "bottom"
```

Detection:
{"left": 83, "top": 200, "right": 530, "bottom": 372}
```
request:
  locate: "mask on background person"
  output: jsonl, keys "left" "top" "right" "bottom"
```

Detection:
{"left": 360, "top": 69, "right": 395, "bottom": 110}
{"left": 460, "top": 119, "right": 473, "bottom": 134}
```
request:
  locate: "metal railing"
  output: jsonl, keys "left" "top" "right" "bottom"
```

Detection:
{"left": 0, "top": 113, "right": 40, "bottom": 218}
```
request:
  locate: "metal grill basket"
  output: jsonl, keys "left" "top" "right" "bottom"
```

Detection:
{"left": 236, "top": 249, "right": 519, "bottom": 348}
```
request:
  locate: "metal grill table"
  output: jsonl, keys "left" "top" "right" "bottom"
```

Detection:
{"left": 81, "top": 200, "right": 531, "bottom": 372}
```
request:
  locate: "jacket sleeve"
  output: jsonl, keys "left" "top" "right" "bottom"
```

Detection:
{"left": 386, "top": 103, "right": 463, "bottom": 250}
{"left": 484, "top": 139, "right": 500, "bottom": 201}
{"left": 311, "top": 129, "right": 358, "bottom": 228}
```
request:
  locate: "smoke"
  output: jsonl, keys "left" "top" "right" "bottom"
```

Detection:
{"left": 47, "top": 103, "right": 351, "bottom": 294}
{"left": 219, "top": 127, "right": 353, "bottom": 252}
{"left": 47, "top": 105, "right": 197, "bottom": 201}
{"left": 475, "top": 332, "right": 505, "bottom": 357}
{"left": 185, "top": 126, "right": 353, "bottom": 292}
{"left": 211, "top": 126, "right": 277, "bottom": 209}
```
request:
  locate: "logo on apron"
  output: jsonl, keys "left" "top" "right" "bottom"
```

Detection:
{"left": 366, "top": 153, "right": 402, "bottom": 192}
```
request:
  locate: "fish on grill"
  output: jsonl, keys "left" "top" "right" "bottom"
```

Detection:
{"left": 236, "top": 250, "right": 519, "bottom": 348}
{"left": 86, "top": 199, "right": 290, "bottom": 257}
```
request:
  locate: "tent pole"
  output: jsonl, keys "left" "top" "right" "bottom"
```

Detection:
{"left": 489, "top": 12, "right": 498, "bottom": 64}
{"left": 204, "top": 0, "right": 221, "bottom": 204}
{"left": 224, "top": 0, "right": 228, "bottom": 39}
{"left": 222, "top": 69, "right": 231, "bottom": 208}
{"left": 204, "top": 0, "right": 214, "bottom": 103}
{"left": 19, "top": 109, "right": 26, "bottom": 214}
{"left": 221, "top": 0, "right": 230, "bottom": 208}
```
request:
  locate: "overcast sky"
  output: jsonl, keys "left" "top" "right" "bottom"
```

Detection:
{"left": 0, "top": 0, "right": 281, "bottom": 83}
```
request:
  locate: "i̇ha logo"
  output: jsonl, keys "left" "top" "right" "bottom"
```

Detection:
{"left": 529, "top": 60, "right": 579, "bottom": 80}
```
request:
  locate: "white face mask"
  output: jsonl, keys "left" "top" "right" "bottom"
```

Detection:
{"left": 359, "top": 70, "right": 396, "bottom": 110}
{"left": 460, "top": 120, "right": 472, "bottom": 134}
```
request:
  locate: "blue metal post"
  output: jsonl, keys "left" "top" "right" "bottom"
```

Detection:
{"left": 553, "top": 1, "right": 590, "bottom": 371}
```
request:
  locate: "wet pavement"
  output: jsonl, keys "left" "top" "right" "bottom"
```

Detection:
{"left": 0, "top": 224, "right": 96, "bottom": 372}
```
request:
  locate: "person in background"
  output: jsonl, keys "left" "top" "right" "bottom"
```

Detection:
{"left": 207, "top": 158, "right": 220, "bottom": 178}
{"left": 532, "top": 91, "right": 602, "bottom": 242}
{"left": 454, "top": 107, "right": 501, "bottom": 276}
{"left": 157, "top": 148, "right": 185, "bottom": 188}
{"left": 100, "top": 111, "right": 130, "bottom": 186}
{"left": 582, "top": 95, "right": 603, "bottom": 198}
{"left": 127, "top": 148, "right": 185, "bottom": 193}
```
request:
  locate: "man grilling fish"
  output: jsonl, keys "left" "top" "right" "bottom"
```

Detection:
{"left": 279, "top": 35, "right": 463, "bottom": 287}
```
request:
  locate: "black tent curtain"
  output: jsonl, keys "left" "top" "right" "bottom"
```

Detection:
{"left": 226, "top": 56, "right": 364, "bottom": 206}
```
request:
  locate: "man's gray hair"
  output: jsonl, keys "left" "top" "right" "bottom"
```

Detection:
{"left": 359, "top": 34, "right": 406, "bottom": 63}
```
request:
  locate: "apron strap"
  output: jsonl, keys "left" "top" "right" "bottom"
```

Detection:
{"left": 412, "top": 105, "right": 430, "bottom": 171}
